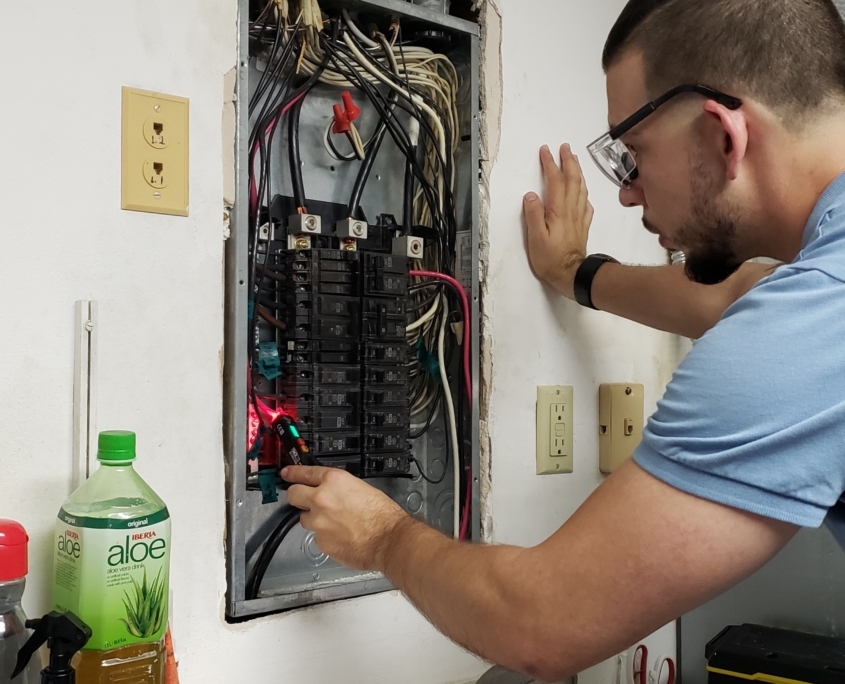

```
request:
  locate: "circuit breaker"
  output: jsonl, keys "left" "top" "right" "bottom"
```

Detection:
{"left": 224, "top": 0, "right": 480, "bottom": 618}
{"left": 257, "top": 246, "right": 414, "bottom": 485}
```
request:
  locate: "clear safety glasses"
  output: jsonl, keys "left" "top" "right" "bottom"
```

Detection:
{"left": 587, "top": 84, "right": 742, "bottom": 188}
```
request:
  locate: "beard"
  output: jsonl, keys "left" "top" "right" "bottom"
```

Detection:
{"left": 676, "top": 158, "right": 744, "bottom": 285}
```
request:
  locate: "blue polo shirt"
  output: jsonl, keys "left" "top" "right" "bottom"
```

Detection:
{"left": 634, "top": 171, "right": 845, "bottom": 540}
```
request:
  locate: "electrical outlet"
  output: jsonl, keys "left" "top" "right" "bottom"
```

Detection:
{"left": 122, "top": 87, "right": 189, "bottom": 216}
{"left": 598, "top": 383, "right": 644, "bottom": 473}
{"left": 536, "top": 386, "right": 573, "bottom": 475}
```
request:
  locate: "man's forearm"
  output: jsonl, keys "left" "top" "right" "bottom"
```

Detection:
{"left": 381, "top": 518, "right": 557, "bottom": 679}
{"left": 589, "top": 262, "right": 775, "bottom": 338}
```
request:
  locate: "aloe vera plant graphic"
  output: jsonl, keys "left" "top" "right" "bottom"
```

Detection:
{"left": 120, "top": 567, "right": 166, "bottom": 638}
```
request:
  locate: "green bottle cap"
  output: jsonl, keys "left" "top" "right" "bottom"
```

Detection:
{"left": 97, "top": 431, "right": 136, "bottom": 462}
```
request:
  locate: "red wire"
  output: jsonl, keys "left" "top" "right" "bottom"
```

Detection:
{"left": 409, "top": 270, "right": 473, "bottom": 540}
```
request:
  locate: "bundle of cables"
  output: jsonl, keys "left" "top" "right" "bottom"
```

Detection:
{"left": 247, "top": 1, "right": 472, "bottom": 580}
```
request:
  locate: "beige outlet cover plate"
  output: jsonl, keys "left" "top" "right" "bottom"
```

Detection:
{"left": 122, "top": 87, "right": 189, "bottom": 216}
{"left": 598, "top": 383, "right": 644, "bottom": 474}
{"left": 536, "top": 386, "right": 574, "bottom": 475}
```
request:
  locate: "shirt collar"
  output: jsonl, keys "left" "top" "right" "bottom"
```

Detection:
{"left": 803, "top": 170, "right": 845, "bottom": 249}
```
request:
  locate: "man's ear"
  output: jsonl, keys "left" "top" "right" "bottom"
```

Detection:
{"left": 702, "top": 99, "right": 748, "bottom": 181}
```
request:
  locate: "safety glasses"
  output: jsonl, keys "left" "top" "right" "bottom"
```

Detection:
{"left": 587, "top": 84, "right": 742, "bottom": 188}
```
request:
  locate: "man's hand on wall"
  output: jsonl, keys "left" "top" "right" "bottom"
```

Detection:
{"left": 523, "top": 144, "right": 594, "bottom": 299}
{"left": 284, "top": 465, "right": 408, "bottom": 571}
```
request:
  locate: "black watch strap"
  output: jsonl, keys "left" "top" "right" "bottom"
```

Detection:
{"left": 573, "top": 254, "right": 619, "bottom": 310}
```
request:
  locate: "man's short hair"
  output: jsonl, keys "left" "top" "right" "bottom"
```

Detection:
{"left": 603, "top": 0, "right": 845, "bottom": 120}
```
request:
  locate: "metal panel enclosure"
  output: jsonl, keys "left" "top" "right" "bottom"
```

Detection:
{"left": 224, "top": 0, "right": 480, "bottom": 619}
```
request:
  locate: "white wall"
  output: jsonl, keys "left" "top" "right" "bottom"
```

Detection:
{"left": 0, "top": 2, "right": 483, "bottom": 683}
{"left": 0, "top": 1, "right": 681, "bottom": 683}
{"left": 483, "top": 0, "right": 684, "bottom": 679}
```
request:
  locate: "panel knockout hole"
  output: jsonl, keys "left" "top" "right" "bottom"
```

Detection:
{"left": 144, "top": 159, "right": 170, "bottom": 189}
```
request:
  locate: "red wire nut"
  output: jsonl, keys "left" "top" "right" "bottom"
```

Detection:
{"left": 332, "top": 104, "right": 350, "bottom": 134}
{"left": 342, "top": 91, "right": 361, "bottom": 121}
{"left": 332, "top": 92, "right": 362, "bottom": 135}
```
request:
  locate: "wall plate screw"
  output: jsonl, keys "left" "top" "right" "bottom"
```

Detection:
{"left": 153, "top": 192, "right": 161, "bottom": 199}
{"left": 626, "top": 387, "right": 633, "bottom": 395}
{"left": 154, "top": 104, "right": 161, "bottom": 112}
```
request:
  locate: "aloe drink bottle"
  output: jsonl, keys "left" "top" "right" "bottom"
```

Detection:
{"left": 52, "top": 431, "right": 170, "bottom": 684}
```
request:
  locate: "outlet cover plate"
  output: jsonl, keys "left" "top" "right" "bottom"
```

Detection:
{"left": 121, "top": 87, "right": 189, "bottom": 216}
{"left": 536, "top": 386, "right": 573, "bottom": 475}
{"left": 598, "top": 383, "right": 644, "bottom": 474}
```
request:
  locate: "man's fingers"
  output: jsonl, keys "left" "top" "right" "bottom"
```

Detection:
{"left": 282, "top": 465, "right": 330, "bottom": 487}
{"left": 541, "top": 145, "right": 566, "bottom": 210}
{"left": 285, "top": 483, "right": 312, "bottom": 511}
{"left": 560, "top": 143, "right": 583, "bottom": 198}
{"left": 298, "top": 509, "right": 315, "bottom": 531}
{"left": 575, "top": 155, "right": 589, "bottom": 215}
{"left": 523, "top": 192, "right": 548, "bottom": 237}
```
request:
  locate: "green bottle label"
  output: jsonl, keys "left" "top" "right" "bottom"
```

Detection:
{"left": 52, "top": 508, "right": 171, "bottom": 651}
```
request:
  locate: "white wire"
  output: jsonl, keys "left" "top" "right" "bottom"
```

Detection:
{"left": 437, "top": 306, "right": 460, "bottom": 539}
{"left": 349, "top": 123, "right": 366, "bottom": 158}
{"left": 341, "top": 33, "right": 448, "bottom": 171}
{"left": 341, "top": 9, "right": 379, "bottom": 48}
{"left": 406, "top": 294, "right": 440, "bottom": 333}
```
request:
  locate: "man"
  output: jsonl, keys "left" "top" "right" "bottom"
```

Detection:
{"left": 283, "top": 0, "right": 845, "bottom": 679}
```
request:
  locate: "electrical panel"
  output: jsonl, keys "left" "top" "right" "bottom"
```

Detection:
{"left": 224, "top": 0, "right": 480, "bottom": 619}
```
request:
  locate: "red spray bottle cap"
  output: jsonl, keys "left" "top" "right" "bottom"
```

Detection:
{"left": 0, "top": 519, "right": 28, "bottom": 582}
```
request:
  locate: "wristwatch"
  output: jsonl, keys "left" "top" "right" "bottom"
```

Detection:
{"left": 573, "top": 254, "right": 619, "bottom": 310}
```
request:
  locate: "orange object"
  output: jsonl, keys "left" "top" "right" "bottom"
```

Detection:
{"left": 165, "top": 627, "right": 180, "bottom": 684}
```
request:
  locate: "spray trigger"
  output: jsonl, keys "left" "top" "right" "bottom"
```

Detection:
{"left": 13, "top": 611, "right": 91, "bottom": 682}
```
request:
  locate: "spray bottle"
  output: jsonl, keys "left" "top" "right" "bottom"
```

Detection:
{"left": 12, "top": 612, "right": 91, "bottom": 684}
{"left": 0, "top": 520, "right": 40, "bottom": 684}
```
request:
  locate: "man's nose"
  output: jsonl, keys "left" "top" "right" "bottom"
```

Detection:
{"left": 619, "top": 183, "right": 644, "bottom": 208}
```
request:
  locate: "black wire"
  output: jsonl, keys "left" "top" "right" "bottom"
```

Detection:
{"left": 289, "top": 95, "right": 307, "bottom": 209}
{"left": 325, "top": 124, "right": 358, "bottom": 162}
{"left": 250, "top": 15, "right": 284, "bottom": 114}
{"left": 403, "top": 152, "right": 415, "bottom": 233}
{"left": 346, "top": 122, "right": 388, "bottom": 218}
{"left": 407, "top": 284, "right": 444, "bottom": 313}
{"left": 346, "top": 35, "right": 400, "bottom": 219}
{"left": 246, "top": 506, "right": 302, "bottom": 600}
{"left": 319, "top": 34, "right": 453, "bottom": 266}
{"left": 410, "top": 455, "right": 447, "bottom": 485}
{"left": 248, "top": 37, "right": 330, "bottom": 422}
{"left": 410, "top": 386, "right": 443, "bottom": 441}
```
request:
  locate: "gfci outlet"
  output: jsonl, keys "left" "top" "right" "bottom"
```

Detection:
{"left": 122, "top": 87, "right": 189, "bottom": 216}
{"left": 536, "top": 386, "right": 573, "bottom": 475}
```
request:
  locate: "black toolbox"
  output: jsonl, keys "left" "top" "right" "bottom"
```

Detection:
{"left": 706, "top": 624, "right": 845, "bottom": 684}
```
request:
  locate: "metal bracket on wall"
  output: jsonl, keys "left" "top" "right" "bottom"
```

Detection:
{"left": 72, "top": 300, "right": 98, "bottom": 488}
